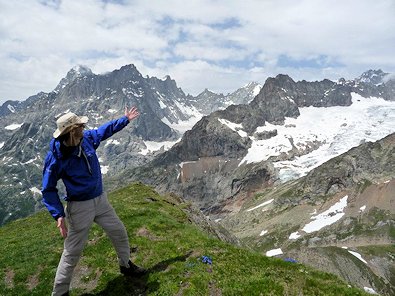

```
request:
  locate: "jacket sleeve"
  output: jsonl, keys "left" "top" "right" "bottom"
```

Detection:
{"left": 41, "top": 152, "right": 64, "bottom": 220}
{"left": 87, "top": 116, "right": 130, "bottom": 149}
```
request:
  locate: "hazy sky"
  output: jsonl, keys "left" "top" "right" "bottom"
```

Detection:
{"left": 0, "top": 0, "right": 394, "bottom": 104}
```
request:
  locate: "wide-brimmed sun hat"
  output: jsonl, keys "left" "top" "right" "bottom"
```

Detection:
{"left": 53, "top": 112, "right": 88, "bottom": 138}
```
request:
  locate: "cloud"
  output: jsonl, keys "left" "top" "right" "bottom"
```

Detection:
{"left": 383, "top": 73, "right": 395, "bottom": 83}
{"left": 0, "top": 0, "right": 394, "bottom": 102}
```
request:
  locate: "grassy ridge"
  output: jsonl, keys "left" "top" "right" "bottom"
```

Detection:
{"left": 0, "top": 183, "right": 368, "bottom": 295}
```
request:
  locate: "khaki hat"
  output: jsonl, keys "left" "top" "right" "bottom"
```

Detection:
{"left": 53, "top": 112, "right": 88, "bottom": 138}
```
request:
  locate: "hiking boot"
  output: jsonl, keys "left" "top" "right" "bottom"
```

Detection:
{"left": 120, "top": 260, "right": 147, "bottom": 277}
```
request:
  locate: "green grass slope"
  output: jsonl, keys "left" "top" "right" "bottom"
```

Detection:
{"left": 0, "top": 183, "right": 369, "bottom": 296}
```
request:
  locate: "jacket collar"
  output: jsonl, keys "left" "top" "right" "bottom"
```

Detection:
{"left": 50, "top": 137, "right": 86, "bottom": 159}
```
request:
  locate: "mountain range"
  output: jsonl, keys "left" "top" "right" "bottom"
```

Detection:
{"left": 113, "top": 68, "right": 395, "bottom": 294}
{"left": 0, "top": 64, "right": 260, "bottom": 225}
{"left": 120, "top": 69, "right": 395, "bottom": 213}
{"left": 0, "top": 65, "right": 394, "bottom": 294}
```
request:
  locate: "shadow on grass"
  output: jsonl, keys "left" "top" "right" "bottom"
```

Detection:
{"left": 81, "top": 251, "right": 193, "bottom": 296}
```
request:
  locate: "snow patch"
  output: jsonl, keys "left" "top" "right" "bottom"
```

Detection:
{"left": 7, "top": 104, "right": 16, "bottom": 113}
{"left": 363, "top": 287, "right": 378, "bottom": 294}
{"left": 179, "top": 161, "right": 197, "bottom": 168}
{"left": 158, "top": 100, "right": 167, "bottom": 109}
{"left": 21, "top": 157, "right": 37, "bottom": 165}
{"left": 105, "top": 139, "right": 121, "bottom": 147}
{"left": 155, "top": 91, "right": 168, "bottom": 109}
{"left": 5, "top": 123, "right": 23, "bottom": 130}
{"left": 174, "top": 100, "right": 199, "bottom": 117}
{"left": 266, "top": 248, "right": 283, "bottom": 257}
{"left": 218, "top": 118, "right": 248, "bottom": 137}
{"left": 139, "top": 140, "right": 179, "bottom": 155}
{"left": 302, "top": 196, "right": 348, "bottom": 233}
{"left": 259, "top": 230, "right": 268, "bottom": 236}
{"left": 30, "top": 187, "right": 42, "bottom": 195}
{"left": 289, "top": 232, "right": 301, "bottom": 240}
{"left": 165, "top": 101, "right": 203, "bottom": 133}
{"left": 101, "top": 165, "right": 109, "bottom": 174}
{"left": 253, "top": 85, "right": 262, "bottom": 97}
{"left": 0, "top": 142, "right": 4, "bottom": 149}
{"left": 348, "top": 250, "right": 368, "bottom": 264}
{"left": 162, "top": 115, "right": 202, "bottom": 134}
{"left": 359, "top": 205, "right": 366, "bottom": 212}
{"left": 246, "top": 199, "right": 274, "bottom": 212}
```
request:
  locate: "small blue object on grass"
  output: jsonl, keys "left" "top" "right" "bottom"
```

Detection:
{"left": 201, "top": 256, "right": 212, "bottom": 265}
{"left": 284, "top": 257, "right": 297, "bottom": 263}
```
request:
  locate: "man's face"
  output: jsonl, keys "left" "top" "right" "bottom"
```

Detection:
{"left": 71, "top": 124, "right": 85, "bottom": 139}
{"left": 67, "top": 124, "right": 85, "bottom": 145}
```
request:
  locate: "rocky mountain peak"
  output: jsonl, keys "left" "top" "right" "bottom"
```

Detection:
{"left": 65, "top": 65, "right": 93, "bottom": 81}
{"left": 198, "top": 88, "right": 222, "bottom": 98}
{"left": 225, "top": 82, "right": 262, "bottom": 106}
{"left": 54, "top": 65, "right": 94, "bottom": 93}
{"left": 250, "top": 74, "right": 299, "bottom": 122}
{"left": 163, "top": 75, "right": 172, "bottom": 81}
{"left": 160, "top": 75, "right": 178, "bottom": 88}
{"left": 147, "top": 74, "right": 181, "bottom": 94}
{"left": 274, "top": 73, "right": 296, "bottom": 84}
{"left": 254, "top": 74, "right": 296, "bottom": 100}
{"left": 349, "top": 69, "right": 395, "bottom": 101}
{"left": 116, "top": 64, "right": 142, "bottom": 77}
{"left": 355, "top": 69, "right": 388, "bottom": 85}
{"left": 193, "top": 89, "right": 226, "bottom": 115}
{"left": 71, "top": 64, "right": 93, "bottom": 75}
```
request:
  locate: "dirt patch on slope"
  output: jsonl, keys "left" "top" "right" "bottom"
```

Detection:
{"left": 136, "top": 227, "right": 160, "bottom": 241}
{"left": 4, "top": 269, "right": 14, "bottom": 288}
{"left": 27, "top": 266, "right": 44, "bottom": 290}
{"left": 70, "top": 262, "right": 102, "bottom": 293}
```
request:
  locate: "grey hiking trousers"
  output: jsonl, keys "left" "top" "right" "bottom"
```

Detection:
{"left": 52, "top": 192, "right": 130, "bottom": 296}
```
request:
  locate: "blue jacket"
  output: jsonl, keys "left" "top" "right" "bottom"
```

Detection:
{"left": 41, "top": 116, "right": 130, "bottom": 220}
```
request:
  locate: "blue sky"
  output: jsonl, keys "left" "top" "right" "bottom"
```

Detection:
{"left": 0, "top": 0, "right": 394, "bottom": 104}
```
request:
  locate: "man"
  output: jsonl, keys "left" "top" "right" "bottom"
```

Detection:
{"left": 42, "top": 107, "right": 145, "bottom": 296}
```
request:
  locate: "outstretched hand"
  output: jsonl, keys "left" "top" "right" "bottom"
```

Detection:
{"left": 125, "top": 106, "right": 139, "bottom": 122}
{"left": 57, "top": 217, "right": 68, "bottom": 239}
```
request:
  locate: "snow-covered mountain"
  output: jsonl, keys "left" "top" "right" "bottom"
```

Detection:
{"left": 122, "top": 69, "right": 395, "bottom": 213}
{"left": 239, "top": 92, "right": 395, "bottom": 181}
{"left": 0, "top": 64, "right": 261, "bottom": 225}
{"left": 191, "top": 82, "right": 261, "bottom": 115}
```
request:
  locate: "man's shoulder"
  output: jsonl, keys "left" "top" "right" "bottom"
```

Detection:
{"left": 46, "top": 139, "right": 60, "bottom": 159}
{"left": 44, "top": 149, "right": 59, "bottom": 168}
{"left": 81, "top": 134, "right": 98, "bottom": 152}
{"left": 82, "top": 131, "right": 96, "bottom": 142}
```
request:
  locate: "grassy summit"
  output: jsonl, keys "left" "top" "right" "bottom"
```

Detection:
{"left": 0, "top": 183, "right": 368, "bottom": 295}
